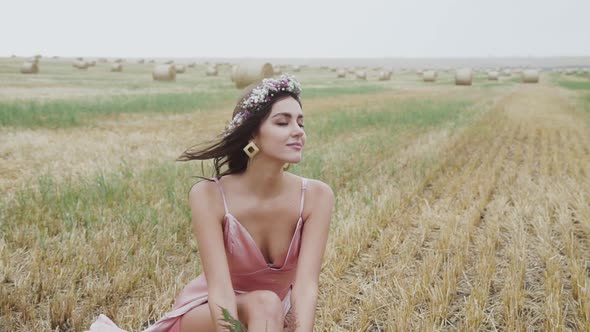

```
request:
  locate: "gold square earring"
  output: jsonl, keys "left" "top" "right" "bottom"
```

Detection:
{"left": 243, "top": 141, "right": 259, "bottom": 158}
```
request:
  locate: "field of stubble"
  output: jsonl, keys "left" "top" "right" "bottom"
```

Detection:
{"left": 1, "top": 58, "right": 589, "bottom": 331}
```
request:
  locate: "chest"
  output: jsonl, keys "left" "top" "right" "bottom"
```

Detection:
{"left": 227, "top": 196, "right": 302, "bottom": 265}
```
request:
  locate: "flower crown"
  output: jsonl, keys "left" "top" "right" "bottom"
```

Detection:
{"left": 223, "top": 73, "right": 302, "bottom": 136}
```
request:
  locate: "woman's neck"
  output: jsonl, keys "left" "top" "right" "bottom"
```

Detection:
{"left": 240, "top": 155, "right": 287, "bottom": 198}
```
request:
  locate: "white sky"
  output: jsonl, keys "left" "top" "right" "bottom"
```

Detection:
{"left": 2, "top": 0, "right": 590, "bottom": 58}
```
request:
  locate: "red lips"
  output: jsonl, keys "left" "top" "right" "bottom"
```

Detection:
{"left": 287, "top": 143, "right": 303, "bottom": 149}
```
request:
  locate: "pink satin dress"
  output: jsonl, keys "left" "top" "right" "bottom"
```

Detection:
{"left": 87, "top": 176, "right": 308, "bottom": 332}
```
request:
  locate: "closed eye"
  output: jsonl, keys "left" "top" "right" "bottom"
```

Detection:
{"left": 277, "top": 122, "right": 304, "bottom": 128}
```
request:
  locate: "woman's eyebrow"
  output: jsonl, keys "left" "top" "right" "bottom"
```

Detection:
{"left": 272, "top": 112, "right": 304, "bottom": 119}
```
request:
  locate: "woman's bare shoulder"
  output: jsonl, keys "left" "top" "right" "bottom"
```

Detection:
{"left": 300, "top": 177, "right": 334, "bottom": 219}
{"left": 188, "top": 178, "right": 215, "bottom": 199}
{"left": 303, "top": 177, "right": 334, "bottom": 198}
{"left": 187, "top": 178, "right": 222, "bottom": 211}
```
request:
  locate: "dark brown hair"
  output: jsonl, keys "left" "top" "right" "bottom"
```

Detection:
{"left": 176, "top": 82, "right": 302, "bottom": 180}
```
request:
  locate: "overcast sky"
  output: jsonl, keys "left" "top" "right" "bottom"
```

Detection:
{"left": 2, "top": 0, "right": 590, "bottom": 58}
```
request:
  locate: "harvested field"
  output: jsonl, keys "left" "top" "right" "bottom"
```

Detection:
{"left": 1, "top": 58, "right": 589, "bottom": 331}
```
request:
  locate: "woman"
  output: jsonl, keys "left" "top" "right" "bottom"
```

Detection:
{"left": 87, "top": 74, "right": 334, "bottom": 332}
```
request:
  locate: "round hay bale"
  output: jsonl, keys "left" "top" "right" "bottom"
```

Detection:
{"left": 355, "top": 70, "right": 367, "bottom": 80}
{"left": 522, "top": 69, "right": 539, "bottom": 83}
{"left": 206, "top": 66, "right": 218, "bottom": 76}
{"left": 153, "top": 65, "right": 176, "bottom": 81}
{"left": 378, "top": 71, "right": 392, "bottom": 81}
{"left": 455, "top": 68, "right": 473, "bottom": 86}
{"left": 336, "top": 69, "right": 346, "bottom": 78}
{"left": 73, "top": 60, "right": 89, "bottom": 69}
{"left": 232, "top": 62, "right": 274, "bottom": 89}
{"left": 292, "top": 65, "right": 301, "bottom": 72}
{"left": 423, "top": 70, "right": 437, "bottom": 82}
{"left": 487, "top": 71, "right": 499, "bottom": 80}
{"left": 174, "top": 64, "right": 186, "bottom": 74}
{"left": 501, "top": 69, "right": 511, "bottom": 76}
{"left": 21, "top": 62, "right": 39, "bottom": 74}
{"left": 230, "top": 64, "right": 238, "bottom": 82}
{"left": 111, "top": 63, "right": 123, "bottom": 72}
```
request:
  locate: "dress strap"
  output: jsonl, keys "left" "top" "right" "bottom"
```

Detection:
{"left": 299, "top": 178, "right": 307, "bottom": 219}
{"left": 211, "top": 177, "right": 229, "bottom": 215}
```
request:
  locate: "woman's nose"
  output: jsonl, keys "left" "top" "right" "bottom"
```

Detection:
{"left": 292, "top": 124, "right": 304, "bottom": 135}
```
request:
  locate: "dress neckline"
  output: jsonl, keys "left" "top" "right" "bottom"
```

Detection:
{"left": 225, "top": 212, "right": 303, "bottom": 270}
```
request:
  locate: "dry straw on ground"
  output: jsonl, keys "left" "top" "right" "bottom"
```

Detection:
{"left": 1, "top": 62, "right": 589, "bottom": 331}
{"left": 315, "top": 85, "right": 590, "bottom": 331}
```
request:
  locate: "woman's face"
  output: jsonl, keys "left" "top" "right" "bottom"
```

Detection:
{"left": 254, "top": 96, "right": 306, "bottom": 164}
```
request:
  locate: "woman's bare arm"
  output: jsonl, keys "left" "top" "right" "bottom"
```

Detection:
{"left": 189, "top": 180, "right": 237, "bottom": 331}
{"left": 289, "top": 180, "right": 335, "bottom": 332}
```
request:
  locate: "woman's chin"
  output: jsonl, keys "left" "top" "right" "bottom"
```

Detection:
{"left": 284, "top": 157, "right": 301, "bottom": 164}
